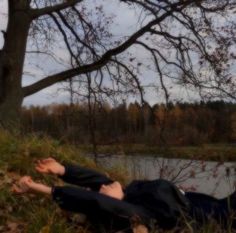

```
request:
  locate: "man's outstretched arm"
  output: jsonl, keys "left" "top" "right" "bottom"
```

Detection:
{"left": 59, "top": 163, "right": 113, "bottom": 191}
{"left": 52, "top": 185, "right": 151, "bottom": 220}
{"left": 36, "top": 158, "right": 113, "bottom": 191}
{"left": 13, "top": 178, "right": 149, "bottom": 233}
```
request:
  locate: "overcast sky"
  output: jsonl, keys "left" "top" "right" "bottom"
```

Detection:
{"left": 0, "top": 0, "right": 212, "bottom": 106}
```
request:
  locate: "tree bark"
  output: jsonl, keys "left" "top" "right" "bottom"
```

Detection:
{"left": 0, "top": 1, "right": 31, "bottom": 127}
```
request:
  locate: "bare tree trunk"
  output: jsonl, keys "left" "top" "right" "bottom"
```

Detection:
{"left": 0, "top": 1, "right": 31, "bottom": 127}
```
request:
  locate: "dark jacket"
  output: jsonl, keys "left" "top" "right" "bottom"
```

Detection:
{"left": 52, "top": 164, "right": 190, "bottom": 232}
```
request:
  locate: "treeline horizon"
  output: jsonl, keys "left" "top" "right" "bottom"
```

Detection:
{"left": 21, "top": 100, "right": 236, "bottom": 146}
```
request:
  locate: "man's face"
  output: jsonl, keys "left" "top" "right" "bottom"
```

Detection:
{"left": 99, "top": 181, "right": 124, "bottom": 200}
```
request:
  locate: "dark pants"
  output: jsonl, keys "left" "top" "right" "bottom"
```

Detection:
{"left": 185, "top": 191, "right": 236, "bottom": 228}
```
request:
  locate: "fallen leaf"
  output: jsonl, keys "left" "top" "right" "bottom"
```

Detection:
{"left": 39, "top": 225, "right": 50, "bottom": 233}
{"left": 2, "top": 221, "right": 25, "bottom": 233}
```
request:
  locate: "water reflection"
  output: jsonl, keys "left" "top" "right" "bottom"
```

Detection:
{"left": 94, "top": 155, "right": 236, "bottom": 198}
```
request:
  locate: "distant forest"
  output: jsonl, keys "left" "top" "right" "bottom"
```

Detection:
{"left": 21, "top": 101, "right": 236, "bottom": 146}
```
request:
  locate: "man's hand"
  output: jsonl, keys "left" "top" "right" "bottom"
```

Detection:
{"left": 35, "top": 157, "right": 65, "bottom": 176}
{"left": 12, "top": 176, "right": 33, "bottom": 194}
{"left": 12, "top": 176, "right": 52, "bottom": 195}
{"left": 132, "top": 225, "right": 149, "bottom": 233}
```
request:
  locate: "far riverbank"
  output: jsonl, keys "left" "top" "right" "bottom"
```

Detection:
{"left": 78, "top": 144, "right": 236, "bottom": 162}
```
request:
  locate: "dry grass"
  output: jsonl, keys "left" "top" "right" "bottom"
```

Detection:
{"left": 0, "top": 129, "right": 235, "bottom": 233}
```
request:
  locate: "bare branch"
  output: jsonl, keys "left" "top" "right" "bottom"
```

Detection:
{"left": 49, "top": 12, "right": 78, "bottom": 61}
{"left": 31, "top": 0, "right": 83, "bottom": 19}
{"left": 56, "top": 11, "right": 98, "bottom": 58}
{"left": 23, "top": 2, "right": 190, "bottom": 97}
{"left": 110, "top": 58, "right": 145, "bottom": 104}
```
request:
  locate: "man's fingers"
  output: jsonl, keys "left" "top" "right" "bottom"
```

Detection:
{"left": 12, "top": 176, "right": 34, "bottom": 194}
{"left": 42, "top": 158, "right": 55, "bottom": 163}
{"left": 24, "top": 176, "right": 32, "bottom": 181}
{"left": 36, "top": 160, "right": 44, "bottom": 168}
{"left": 24, "top": 177, "right": 32, "bottom": 184}
{"left": 19, "top": 176, "right": 32, "bottom": 185}
{"left": 35, "top": 164, "right": 52, "bottom": 174}
{"left": 35, "top": 165, "right": 48, "bottom": 173}
{"left": 12, "top": 184, "right": 25, "bottom": 194}
{"left": 36, "top": 159, "right": 43, "bottom": 164}
{"left": 35, "top": 158, "right": 56, "bottom": 174}
{"left": 11, "top": 184, "right": 18, "bottom": 192}
{"left": 36, "top": 163, "right": 45, "bottom": 169}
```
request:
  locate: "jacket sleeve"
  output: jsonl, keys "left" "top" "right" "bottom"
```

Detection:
{"left": 52, "top": 186, "right": 150, "bottom": 220}
{"left": 59, "top": 164, "right": 114, "bottom": 191}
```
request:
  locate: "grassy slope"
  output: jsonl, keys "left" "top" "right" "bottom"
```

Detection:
{"left": 0, "top": 130, "right": 234, "bottom": 233}
{"left": 0, "top": 130, "right": 126, "bottom": 233}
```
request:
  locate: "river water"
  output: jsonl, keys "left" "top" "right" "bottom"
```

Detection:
{"left": 94, "top": 155, "right": 236, "bottom": 198}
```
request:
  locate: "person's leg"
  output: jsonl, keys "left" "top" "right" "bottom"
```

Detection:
{"left": 185, "top": 192, "right": 228, "bottom": 228}
{"left": 220, "top": 191, "right": 236, "bottom": 209}
{"left": 219, "top": 191, "right": 236, "bottom": 228}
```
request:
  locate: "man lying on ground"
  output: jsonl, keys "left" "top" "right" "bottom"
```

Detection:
{"left": 12, "top": 158, "right": 236, "bottom": 232}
